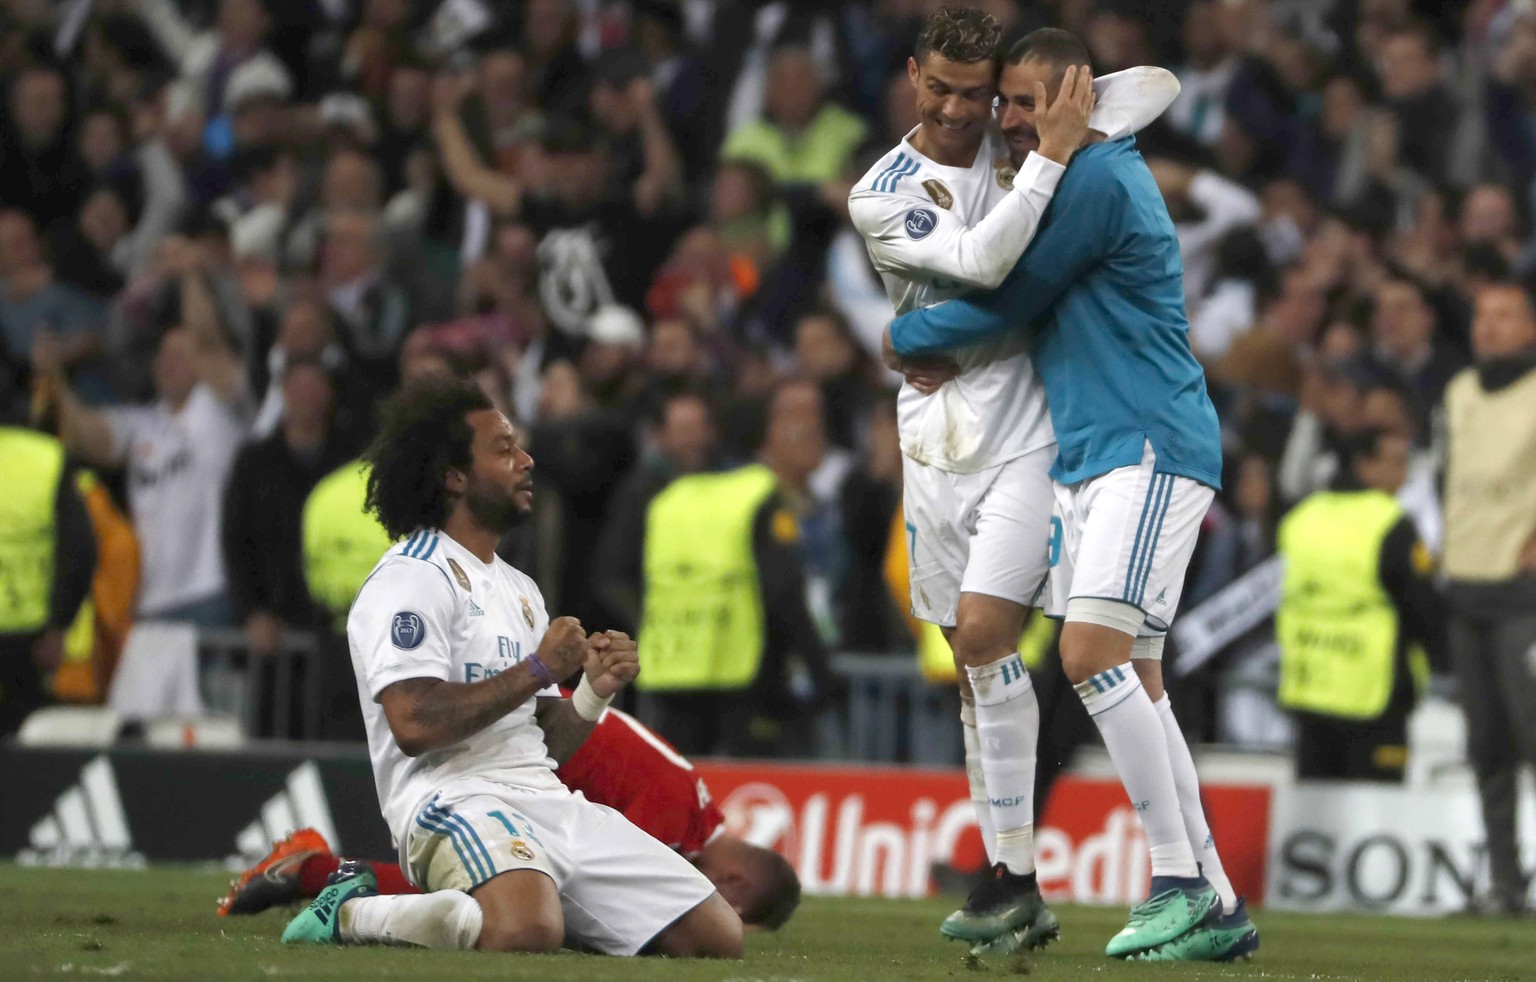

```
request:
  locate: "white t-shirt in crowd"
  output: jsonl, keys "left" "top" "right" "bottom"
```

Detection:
{"left": 105, "top": 383, "right": 250, "bottom": 616}
{"left": 348, "top": 528, "right": 563, "bottom": 851}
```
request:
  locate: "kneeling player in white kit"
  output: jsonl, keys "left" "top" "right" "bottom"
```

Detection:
{"left": 847, "top": 5, "right": 1178, "bottom": 955}
{"left": 281, "top": 376, "right": 741, "bottom": 957}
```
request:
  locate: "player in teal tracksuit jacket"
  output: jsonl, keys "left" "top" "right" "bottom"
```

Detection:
{"left": 890, "top": 133, "right": 1256, "bottom": 962}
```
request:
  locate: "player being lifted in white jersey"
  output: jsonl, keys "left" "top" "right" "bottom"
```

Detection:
{"left": 847, "top": 5, "right": 1179, "bottom": 956}
{"left": 280, "top": 375, "right": 742, "bottom": 958}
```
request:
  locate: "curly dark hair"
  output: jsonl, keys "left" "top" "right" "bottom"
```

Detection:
{"left": 914, "top": 5, "right": 1002, "bottom": 66}
{"left": 363, "top": 375, "right": 493, "bottom": 540}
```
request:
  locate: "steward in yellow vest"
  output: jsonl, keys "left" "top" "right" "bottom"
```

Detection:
{"left": 637, "top": 449, "right": 843, "bottom": 756}
{"left": 0, "top": 425, "right": 96, "bottom": 733}
{"left": 299, "top": 459, "right": 395, "bottom": 740}
{"left": 302, "top": 460, "right": 396, "bottom": 630}
{"left": 1277, "top": 428, "right": 1443, "bottom": 782}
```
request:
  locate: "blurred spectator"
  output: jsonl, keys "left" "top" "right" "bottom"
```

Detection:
{"left": 250, "top": 298, "right": 345, "bottom": 437}
{"left": 634, "top": 316, "right": 721, "bottom": 419}
{"left": 636, "top": 378, "right": 842, "bottom": 757}
{"left": 521, "top": 0, "right": 590, "bottom": 118}
{"left": 1370, "top": 276, "right": 1465, "bottom": 425}
{"left": 299, "top": 456, "right": 392, "bottom": 741}
{"left": 375, "top": 59, "right": 434, "bottom": 197}
{"left": 1277, "top": 427, "right": 1445, "bottom": 783}
{"left": 1441, "top": 281, "right": 1536, "bottom": 916}
{"left": 42, "top": 292, "right": 250, "bottom": 625}
{"left": 631, "top": 0, "right": 712, "bottom": 183}
{"left": 132, "top": 0, "right": 291, "bottom": 153}
{"left": 320, "top": 208, "right": 410, "bottom": 411}
{"left": 1149, "top": 158, "right": 1263, "bottom": 312}
{"left": 578, "top": 303, "right": 647, "bottom": 409}
{"left": 222, "top": 359, "right": 351, "bottom": 657}
{"left": 1360, "top": 378, "right": 1441, "bottom": 554}
{"left": 719, "top": 44, "right": 867, "bottom": 189}
{"left": 587, "top": 51, "right": 685, "bottom": 216}
{"left": 0, "top": 420, "right": 96, "bottom": 734}
{"left": 0, "top": 210, "right": 109, "bottom": 402}
{"left": 458, "top": 47, "right": 543, "bottom": 181}
{"left": 835, "top": 393, "right": 906, "bottom": 652}
{"left": 527, "top": 357, "right": 636, "bottom": 626}
{"left": 792, "top": 308, "right": 882, "bottom": 452}
{"left": 1278, "top": 357, "right": 1372, "bottom": 504}
{"left": 1375, "top": 20, "right": 1475, "bottom": 190}
{"left": 0, "top": 64, "right": 90, "bottom": 228}
{"left": 594, "top": 388, "right": 719, "bottom": 634}
{"left": 1166, "top": 0, "right": 1239, "bottom": 148}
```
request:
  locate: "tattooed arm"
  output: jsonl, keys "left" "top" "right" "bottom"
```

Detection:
{"left": 377, "top": 616, "right": 588, "bottom": 757}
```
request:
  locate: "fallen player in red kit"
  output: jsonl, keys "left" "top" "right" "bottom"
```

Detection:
{"left": 219, "top": 705, "right": 800, "bottom": 929}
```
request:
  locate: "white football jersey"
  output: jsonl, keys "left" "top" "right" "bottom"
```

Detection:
{"left": 848, "top": 67, "right": 1182, "bottom": 474}
{"left": 850, "top": 128, "right": 1060, "bottom": 474}
{"left": 348, "top": 528, "right": 563, "bottom": 849}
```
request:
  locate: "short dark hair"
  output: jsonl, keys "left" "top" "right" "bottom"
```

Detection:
{"left": 914, "top": 5, "right": 1002, "bottom": 66}
{"left": 1003, "top": 27, "right": 1092, "bottom": 78}
{"left": 1336, "top": 426, "right": 1397, "bottom": 490}
{"left": 363, "top": 375, "right": 493, "bottom": 540}
{"left": 739, "top": 847, "right": 802, "bottom": 930}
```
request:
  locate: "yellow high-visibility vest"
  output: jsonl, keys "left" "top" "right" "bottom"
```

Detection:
{"left": 302, "top": 461, "right": 396, "bottom": 628}
{"left": 0, "top": 427, "right": 65, "bottom": 633}
{"left": 1276, "top": 490, "right": 1403, "bottom": 720}
{"left": 637, "top": 465, "right": 779, "bottom": 691}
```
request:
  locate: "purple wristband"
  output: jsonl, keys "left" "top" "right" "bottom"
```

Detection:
{"left": 525, "top": 653, "right": 556, "bottom": 687}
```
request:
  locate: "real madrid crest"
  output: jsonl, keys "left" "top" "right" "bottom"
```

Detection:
{"left": 447, "top": 558, "right": 472, "bottom": 592}
{"left": 509, "top": 839, "right": 535, "bottom": 861}
{"left": 921, "top": 178, "right": 953, "bottom": 210}
{"left": 520, "top": 595, "right": 535, "bottom": 630}
{"left": 993, "top": 157, "right": 1016, "bottom": 190}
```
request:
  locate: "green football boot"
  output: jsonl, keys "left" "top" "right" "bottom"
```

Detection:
{"left": 1132, "top": 897, "right": 1259, "bottom": 962}
{"left": 941, "top": 863, "right": 1057, "bottom": 947}
{"left": 281, "top": 859, "right": 377, "bottom": 945}
{"left": 965, "top": 905, "right": 1061, "bottom": 957}
{"left": 1104, "top": 874, "right": 1220, "bottom": 958}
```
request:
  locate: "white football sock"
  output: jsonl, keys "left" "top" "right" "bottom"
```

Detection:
{"left": 1074, "top": 663, "right": 1197, "bottom": 878}
{"left": 966, "top": 653, "right": 1039, "bottom": 876}
{"left": 1155, "top": 694, "right": 1238, "bottom": 910}
{"left": 339, "top": 890, "right": 484, "bottom": 949}
{"left": 960, "top": 699, "right": 997, "bottom": 866}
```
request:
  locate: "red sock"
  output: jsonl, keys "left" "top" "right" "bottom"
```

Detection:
{"left": 298, "top": 855, "right": 341, "bottom": 895}
{"left": 297, "top": 856, "right": 420, "bottom": 897}
{"left": 369, "top": 861, "right": 418, "bottom": 895}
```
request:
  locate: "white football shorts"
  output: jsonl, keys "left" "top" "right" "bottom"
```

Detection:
{"left": 1045, "top": 441, "right": 1214, "bottom": 649}
{"left": 402, "top": 778, "right": 715, "bottom": 955}
{"left": 903, "top": 444, "right": 1055, "bottom": 627}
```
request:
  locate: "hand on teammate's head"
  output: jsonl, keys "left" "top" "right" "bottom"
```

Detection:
{"left": 1034, "top": 64, "right": 1096, "bottom": 164}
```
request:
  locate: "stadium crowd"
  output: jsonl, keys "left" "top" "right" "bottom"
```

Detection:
{"left": 1, "top": 0, "right": 1535, "bottom": 779}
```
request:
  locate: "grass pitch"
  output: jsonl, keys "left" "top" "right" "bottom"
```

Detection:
{"left": 1, "top": 864, "right": 1532, "bottom": 981}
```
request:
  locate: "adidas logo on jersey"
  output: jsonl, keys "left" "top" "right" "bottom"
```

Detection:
{"left": 229, "top": 762, "right": 341, "bottom": 868}
{"left": 467, "top": 597, "right": 485, "bottom": 617}
{"left": 20, "top": 755, "right": 146, "bottom": 868}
